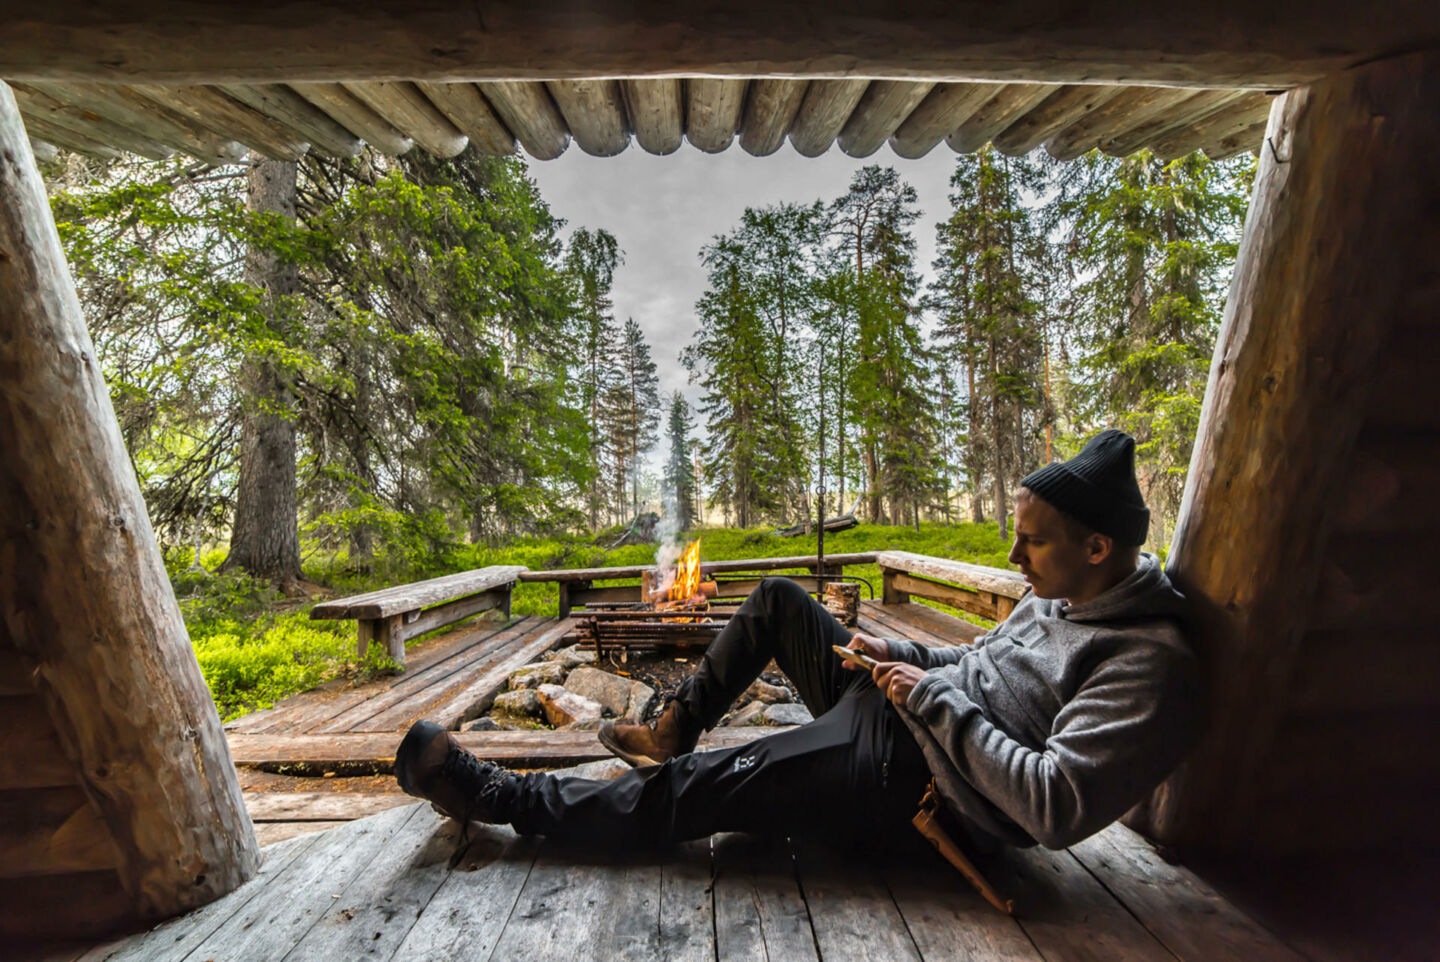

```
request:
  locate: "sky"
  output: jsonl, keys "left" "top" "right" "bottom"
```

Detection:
{"left": 524, "top": 143, "right": 962, "bottom": 410}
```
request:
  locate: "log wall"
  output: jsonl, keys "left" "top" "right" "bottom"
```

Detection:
{"left": 1130, "top": 50, "right": 1440, "bottom": 855}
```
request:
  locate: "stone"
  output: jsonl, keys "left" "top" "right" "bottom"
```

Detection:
{"left": 537, "top": 683, "right": 603, "bottom": 728}
{"left": 763, "top": 703, "right": 813, "bottom": 727}
{"left": 490, "top": 712, "right": 545, "bottom": 731}
{"left": 723, "top": 701, "right": 767, "bottom": 727}
{"left": 559, "top": 717, "right": 603, "bottom": 731}
{"left": 463, "top": 716, "right": 501, "bottom": 732}
{"left": 547, "top": 644, "right": 596, "bottom": 670}
{"left": 492, "top": 688, "right": 541, "bottom": 718}
{"left": 745, "top": 679, "right": 792, "bottom": 704}
{"left": 507, "top": 661, "right": 566, "bottom": 690}
{"left": 565, "top": 666, "right": 653, "bottom": 721}
{"left": 549, "top": 758, "right": 631, "bottom": 780}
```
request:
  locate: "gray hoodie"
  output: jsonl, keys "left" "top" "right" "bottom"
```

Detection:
{"left": 886, "top": 553, "right": 1200, "bottom": 850}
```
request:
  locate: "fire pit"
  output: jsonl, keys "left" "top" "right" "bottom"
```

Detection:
{"left": 571, "top": 538, "right": 731, "bottom": 655}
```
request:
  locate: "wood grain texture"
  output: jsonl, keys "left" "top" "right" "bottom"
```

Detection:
{"left": 22, "top": 80, "right": 247, "bottom": 164}
{"left": 311, "top": 565, "right": 525, "bottom": 619}
{"left": 0, "top": 785, "right": 120, "bottom": 878}
{"left": 217, "top": 82, "right": 362, "bottom": 157}
{"left": 891, "top": 82, "right": 1006, "bottom": 158}
{"left": 10, "top": 83, "right": 174, "bottom": 159}
{"left": 1101, "top": 87, "right": 1247, "bottom": 156}
{"left": 883, "top": 853, "right": 1040, "bottom": 961}
{"left": 621, "top": 78, "right": 683, "bottom": 155}
{"left": 1135, "top": 51, "right": 1440, "bottom": 855}
{"left": 413, "top": 81, "right": 515, "bottom": 155}
{"left": 16, "top": 113, "right": 123, "bottom": 158}
{"left": 991, "top": 83, "right": 1126, "bottom": 156}
{"left": 1149, "top": 90, "right": 1274, "bottom": 159}
{"left": 658, "top": 841, "right": 714, "bottom": 961}
{"left": 1044, "top": 85, "right": 1198, "bottom": 161}
{"left": 548, "top": 78, "right": 630, "bottom": 156}
{"left": 477, "top": 81, "right": 569, "bottom": 159}
{"left": 791, "top": 839, "right": 922, "bottom": 961}
{"left": 837, "top": 79, "right": 934, "bottom": 157}
{"left": 877, "top": 551, "right": 1028, "bottom": 598}
{"left": 946, "top": 83, "right": 1061, "bottom": 153}
{"left": 243, "top": 791, "right": 411, "bottom": 822}
{"left": 2, "top": 3, "right": 1434, "bottom": 87}
{"left": 0, "top": 83, "right": 258, "bottom": 926}
{"left": 789, "top": 79, "right": 869, "bottom": 157}
{"left": 711, "top": 833, "right": 818, "bottom": 961}
{"left": 132, "top": 83, "right": 308, "bottom": 158}
{"left": 739, "top": 78, "right": 808, "bottom": 157}
{"left": 288, "top": 81, "right": 413, "bottom": 155}
{"left": 342, "top": 80, "right": 467, "bottom": 157}
{"left": 1070, "top": 826, "right": 1306, "bottom": 962}
{"left": 686, "top": 78, "right": 746, "bottom": 153}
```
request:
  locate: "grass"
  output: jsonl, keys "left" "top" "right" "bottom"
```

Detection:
{"left": 176, "top": 521, "right": 1015, "bottom": 721}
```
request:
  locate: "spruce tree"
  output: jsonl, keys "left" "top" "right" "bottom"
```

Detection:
{"left": 663, "top": 391, "right": 698, "bottom": 532}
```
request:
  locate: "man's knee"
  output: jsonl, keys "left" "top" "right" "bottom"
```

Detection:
{"left": 757, "top": 576, "right": 813, "bottom": 612}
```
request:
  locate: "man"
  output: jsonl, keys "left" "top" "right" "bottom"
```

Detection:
{"left": 394, "top": 429, "right": 1199, "bottom": 853}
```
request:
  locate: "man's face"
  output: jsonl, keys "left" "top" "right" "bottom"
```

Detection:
{"left": 1007, "top": 490, "right": 1102, "bottom": 601}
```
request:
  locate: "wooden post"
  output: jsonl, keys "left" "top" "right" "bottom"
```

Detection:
{"left": 881, "top": 567, "right": 910, "bottom": 606}
{"left": 0, "top": 82, "right": 258, "bottom": 925}
{"left": 1128, "top": 51, "right": 1440, "bottom": 854}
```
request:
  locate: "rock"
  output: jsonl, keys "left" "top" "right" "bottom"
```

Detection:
{"left": 490, "top": 712, "right": 545, "bottom": 731}
{"left": 549, "top": 758, "right": 631, "bottom": 780}
{"left": 559, "top": 718, "right": 603, "bottom": 731}
{"left": 545, "top": 644, "right": 596, "bottom": 670}
{"left": 745, "top": 679, "right": 792, "bottom": 704}
{"left": 723, "top": 701, "right": 767, "bottom": 727}
{"left": 463, "top": 716, "right": 502, "bottom": 732}
{"left": 492, "top": 688, "right": 541, "bottom": 718}
{"left": 565, "top": 667, "right": 654, "bottom": 722}
{"left": 507, "top": 661, "right": 567, "bottom": 690}
{"left": 763, "top": 703, "right": 813, "bottom": 726}
{"left": 537, "top": 683, "right": 603, "bottom": 728}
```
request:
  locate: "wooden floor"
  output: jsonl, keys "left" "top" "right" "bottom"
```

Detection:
{"left": 53, "top": 599, "right": 1404, "bottom": 961}
{"left": 72, "top": 803, "right": 1309, "bottom": 962}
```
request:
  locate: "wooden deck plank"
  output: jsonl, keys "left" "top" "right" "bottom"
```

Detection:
{"left": 792, "top": 839, "right": 924, "bottom": 961}
{"left": 1000, "top": 844, "right": 1178, "bottom": 962}
{"left": 425, "top": 617, "right": 582, "bottom": 728}
{"left": 659, "top": 840, "right": 715, "bottom": 962}
{"left": 860, "top": 601, "right": 971, "bottom": 649}
{"left": 245, "top": 791, "right": 412, "bottom": 821}
{"left": 883, "top": 853, "right": 1041, "bottom": 962}
{"left": 390, "top": 826, "right": 539, "bottom": 961}
{"left": 253, "top": 820, "right": 349, "bottom": 845}
{"left": 223, "top": 616, "right": 518, "bottom": 735}
{"left": 711, "top": 833, "right": 818, "bottom": 962}
{"left": 864, "top": 600, "right": 986, "bottom": 645}
{"left": 87, "top": 832, "right": 322, "bottom": 962}
{"left": 228, "top": 727, "right": 776, "bottom": 770}
{"left": 181, "top": 803, "right": 417, "bottom": 960}
{"left": 318, "top": 616, "right": 539, "bottom": 733}
{"left": 487, "top": 846, "right": 641, "bottom": 958}
{"left": 1069, "top": 826, "right": 1306, "bottom": 962}
{"left": 278, "top": 804, "right": 456, "bottom": 962}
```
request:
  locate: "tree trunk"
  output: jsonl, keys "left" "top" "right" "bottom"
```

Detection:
{"left": 220, "top": 159, "right": 303, "bottom": 593}
{"left": 1128, "top": 51, "right": 1440, "bottom": 855}
{"left": 0, "top": 82, "right": 258, "bottom": 930}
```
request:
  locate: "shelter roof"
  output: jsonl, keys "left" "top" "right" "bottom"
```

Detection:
{"left": 8, "top": 78, "right": 1275, "bottom": 165}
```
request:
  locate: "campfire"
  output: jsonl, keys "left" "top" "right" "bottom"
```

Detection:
{"left": 573, "top": 537, "right": 729, "bottom": 654}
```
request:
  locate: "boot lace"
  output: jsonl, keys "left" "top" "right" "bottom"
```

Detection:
{"left": 440, "top": 749, "right": 513, "bottom": 868}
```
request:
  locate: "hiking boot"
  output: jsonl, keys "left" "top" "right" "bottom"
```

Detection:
{"left": 597, "top": 700, "right": 701, "bottom": 767}
{"left": 394, "top": 720, "right": 517, "bottom": 824}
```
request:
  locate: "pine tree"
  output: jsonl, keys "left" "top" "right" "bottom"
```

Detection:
{"left": 1047, "top": 149, "right": 1251, "bottom": 537}
{"left": 600, "top": 317, "right": 661, "bottom": 521}
{"left": 663, "top": 391, "right": 698, "bottom": 532}
{"left": 563, "top": 227, "right": 624, "bottom": 529}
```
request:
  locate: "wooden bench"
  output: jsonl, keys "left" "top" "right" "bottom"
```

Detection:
{"left": 309, "top": 565, "right": 526, "bottom": 668}
{"left": 519, "top": 552, "right": 878, "bottom": 617}
{"left": 876, "top": 551, "right": 1029, "bottom": 623}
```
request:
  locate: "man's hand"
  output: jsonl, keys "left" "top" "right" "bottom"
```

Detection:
{"left": 873, "top": 662, "right": 927, "bottom": 708}
{"left": 841, "top": 631, "right": 891, "bottom": 669}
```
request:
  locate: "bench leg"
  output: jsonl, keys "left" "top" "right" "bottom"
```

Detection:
{"left": 357, "top": 617, "right": 406, "bottom": 668}
{"left": 882, "top": 568, "right": 910, "bottom": 606}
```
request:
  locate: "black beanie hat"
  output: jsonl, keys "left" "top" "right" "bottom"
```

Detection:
{"left": 1020, "top": 429, "right": 1150, "bottom": 545}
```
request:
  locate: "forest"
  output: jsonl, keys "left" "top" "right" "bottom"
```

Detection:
{"left": 38, "top": 142, "right": 1253, "bottom": 716}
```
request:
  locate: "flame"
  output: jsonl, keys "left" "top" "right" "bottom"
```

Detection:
{"left": 669, "top": 537, "right": 703, "bottom": 604}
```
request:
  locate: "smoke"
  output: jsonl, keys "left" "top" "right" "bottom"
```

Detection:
{"left": 652, "top": 486, "right": 684, "bottom": 593}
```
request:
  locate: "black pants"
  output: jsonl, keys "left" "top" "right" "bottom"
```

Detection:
{"left": 507, "top": 577, "right": 933, "bottom": 844}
